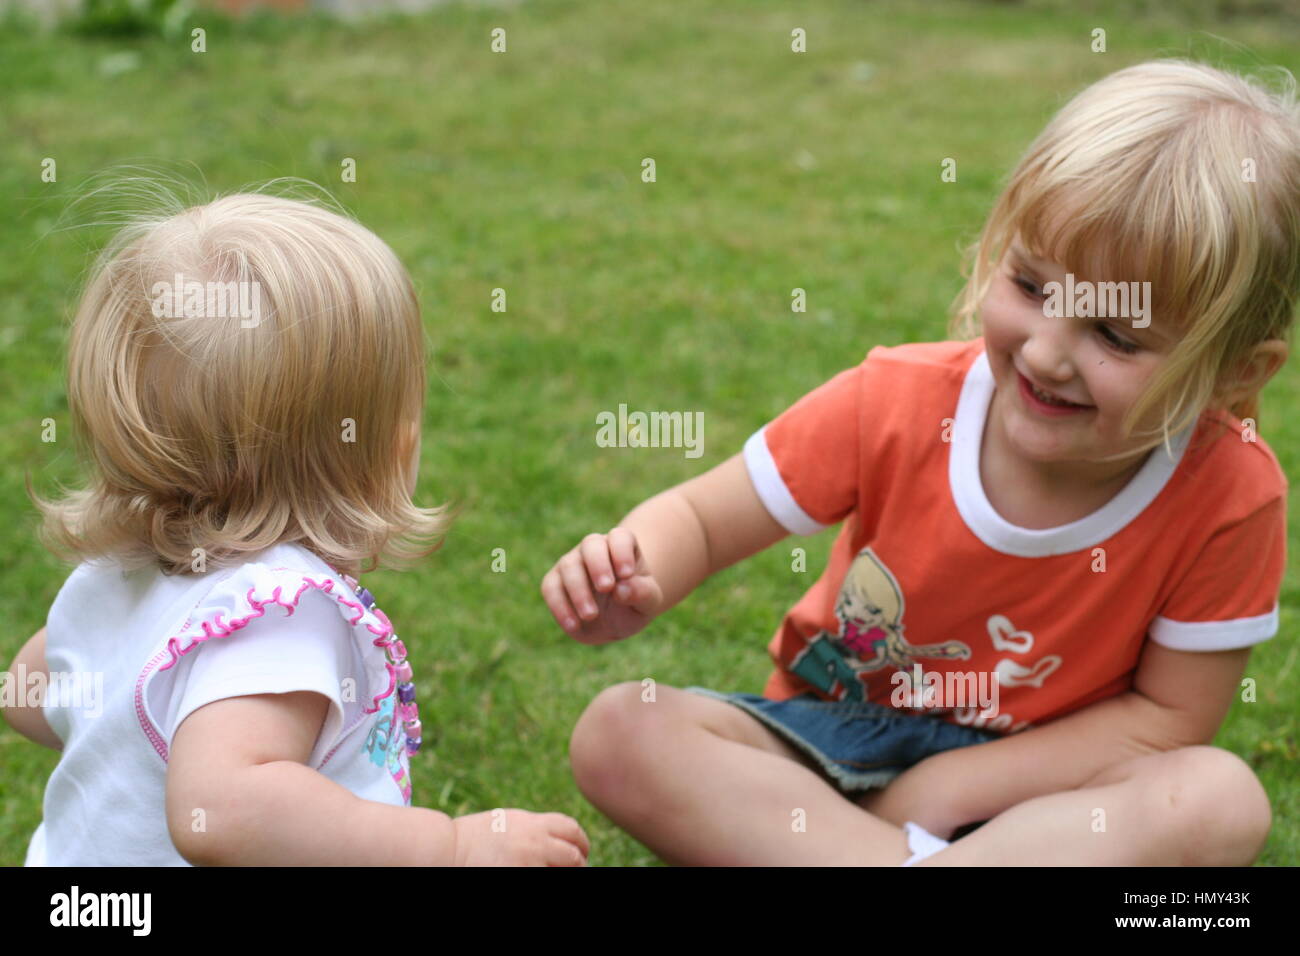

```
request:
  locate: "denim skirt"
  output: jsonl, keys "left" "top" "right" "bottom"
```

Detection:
{"left": 683, "top": 686, "right": 1001, "bottom": 794}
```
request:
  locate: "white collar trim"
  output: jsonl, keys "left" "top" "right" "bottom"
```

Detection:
{"left": 949, "top": 349, "right": 1193, "bottom": 557}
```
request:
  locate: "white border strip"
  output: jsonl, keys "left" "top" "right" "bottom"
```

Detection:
{"left": 743, "top": 427, "right": 826, "bottom": 536}
{"left": 1149, "top": 604, "right": 1280, "bottom": 651}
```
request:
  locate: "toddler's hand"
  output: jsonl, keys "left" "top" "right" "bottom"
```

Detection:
{"left": 540, "top": 527, "right": 664, "bottom": 644}
{"left": 451, "top": 809, "right": 590, "bottom": 866}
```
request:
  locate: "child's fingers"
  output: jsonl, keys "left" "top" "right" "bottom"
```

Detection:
{"left": 545, "top": 837, "right": 587, "bottom": 867}
{"left": 606, "top": 526, "right": 639, "bottom": 578}
{"left": 540, "top": 569, "right": 581, "bottom": 632}
{"left": 542, "top": 814, "right": 590, "bottom": 865}
{"left": 579, "top": 533, "right": 617, "bottom": 592}
{"left": 558, "top": 552, "right": 600, "bottom": 620}
{"left": 547, "top": 814, "right": 591, "bottom": 857}
{"left": 612, "top": 573, "right": 661, "bottom": 613}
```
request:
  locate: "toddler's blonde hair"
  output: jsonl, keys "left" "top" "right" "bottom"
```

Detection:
{"left": 32, "top": 188, "right": 453, "bottom": 575}
{"left": 949, "top": 58, "right": 1300, "bottom": 447}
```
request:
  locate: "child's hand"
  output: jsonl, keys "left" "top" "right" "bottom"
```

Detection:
{"left": 540, "top": 527, "right": 664, "bottom": 644}
{"left": 451, "top": 809, "right": 590, "bottom": 866}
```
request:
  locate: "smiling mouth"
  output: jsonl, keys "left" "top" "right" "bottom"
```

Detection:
{"left": 1016, "top": 371, "right": 1093, "bottom": 410}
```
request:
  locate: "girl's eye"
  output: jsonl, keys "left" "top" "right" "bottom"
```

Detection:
{"left": 1096, "top": 322, "right": 1140, "bottom": 354}
{"left": 1013, "top": 274, "right": 1045, "bottom": 299}
{"left": 1013, "top": 270, "right": 1141, "bottom": 354}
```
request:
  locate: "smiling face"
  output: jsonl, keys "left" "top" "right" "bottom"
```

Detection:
{"left": 978, "top": 237, "right": 1182, "bottom": 479}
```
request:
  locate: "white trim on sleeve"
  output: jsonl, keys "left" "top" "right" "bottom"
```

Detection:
{"left": 1148, "top": 603, "right": 1279, "bottom": 651}
{"left": 742, "top": 426, "right": 826, "bottom": 536}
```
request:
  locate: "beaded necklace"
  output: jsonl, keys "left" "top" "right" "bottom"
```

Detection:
{"left": 338, "top": 570, "right": 422, "bottom": 757}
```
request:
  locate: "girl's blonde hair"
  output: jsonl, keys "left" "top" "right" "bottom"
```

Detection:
{"left": 949, "top": 58, "right": 1300, "bottom": 448}
{"left": 32, "top": 189, "right": 454, "bottom": 576}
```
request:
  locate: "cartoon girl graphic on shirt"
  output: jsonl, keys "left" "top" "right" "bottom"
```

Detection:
{"left": 789, "top": 546, "right": 971, "bottom": 701}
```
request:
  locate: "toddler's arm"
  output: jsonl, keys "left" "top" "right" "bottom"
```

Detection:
{"left": 541, "top": 452, "right": 789, "bottom": 643}
{"left": 167, "top": 690, "right": 589, "bottom": 866}
{"left": 0, "top": 627, "right": 63, "bottom": 751}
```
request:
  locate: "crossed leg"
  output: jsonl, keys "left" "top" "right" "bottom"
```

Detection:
{"left": 570, "top": 681, "right": 1273, "bottom": 866}
{"left": 913, "top": 744, "right": 1272, "bottom": 866}
{"left": 569, "top": 681, "right": 914, "bottom": 865}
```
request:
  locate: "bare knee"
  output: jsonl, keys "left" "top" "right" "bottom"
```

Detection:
{"left": 569, "top": 681, "right": 679, "bottom": 808}
{"left": 1145, "top": 746, "right": 1272, "bottom": 865}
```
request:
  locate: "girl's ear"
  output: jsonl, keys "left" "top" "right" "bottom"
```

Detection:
{"left": 1215, "top": 339, "right": 1288, "bottom": 409}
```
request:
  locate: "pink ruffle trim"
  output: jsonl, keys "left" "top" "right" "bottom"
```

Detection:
{"left": 136, "top": 571, "right": 398, "bottom": 762}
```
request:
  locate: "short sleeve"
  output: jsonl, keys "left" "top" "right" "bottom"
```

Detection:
{"left": 743, "top": 360, "right": 864, "bottom": 534}
{"left": 1149, "top": 494, "right": 1286, "bottom": 651}
{"left": 165, "top": 588, "right": 358, "bottom": 768}
{"left": 138, "top": 554, "right": 398, "bottom": 770}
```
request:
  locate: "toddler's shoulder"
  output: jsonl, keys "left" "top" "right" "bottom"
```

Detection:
{"left": 45, "top": 553, "right": 154, "bottom": 633}
{"left": 162, "top": 543, "right": 388, "bottom": 662}
{"left": 137, "top": 543, "right": 402, "bottom": 767}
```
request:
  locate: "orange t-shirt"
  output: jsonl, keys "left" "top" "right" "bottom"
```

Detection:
{"left": 743, "top": 337, "right": 1287, "bottom": 734}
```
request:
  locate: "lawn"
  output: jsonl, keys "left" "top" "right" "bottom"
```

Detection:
{"left": 0, "top": 0, "right": 1297, "bottom": 866}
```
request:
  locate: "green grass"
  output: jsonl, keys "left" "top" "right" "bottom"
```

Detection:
{"left": 1, "top": 0, "right": 1298, "bottom": 866}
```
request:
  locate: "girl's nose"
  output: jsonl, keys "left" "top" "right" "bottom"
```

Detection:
{"left": 1021, "top": 320, "right": 1078, "bottom": 386}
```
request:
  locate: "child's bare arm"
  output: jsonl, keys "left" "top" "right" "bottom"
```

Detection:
{"left": 862, "top": 691, "right": 1163, "bottom": 838}
{"left": 624, "top": 451, "right": 791, "bottom": 611}
{"left": 541, "top": 452, "right": 789, "bottom": 643}
{"left": 863, "top": 643, "right": 1251, "bottom": 837}
{"left": 167, "top": 691, "right": 588, "bottom": 866}
{"left": 0, "top": 627, "right": 63, "bottom": 751}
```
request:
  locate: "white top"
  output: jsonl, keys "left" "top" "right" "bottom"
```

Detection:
{"left": 24, "top": 542, "right": 413, "bottom": 866}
